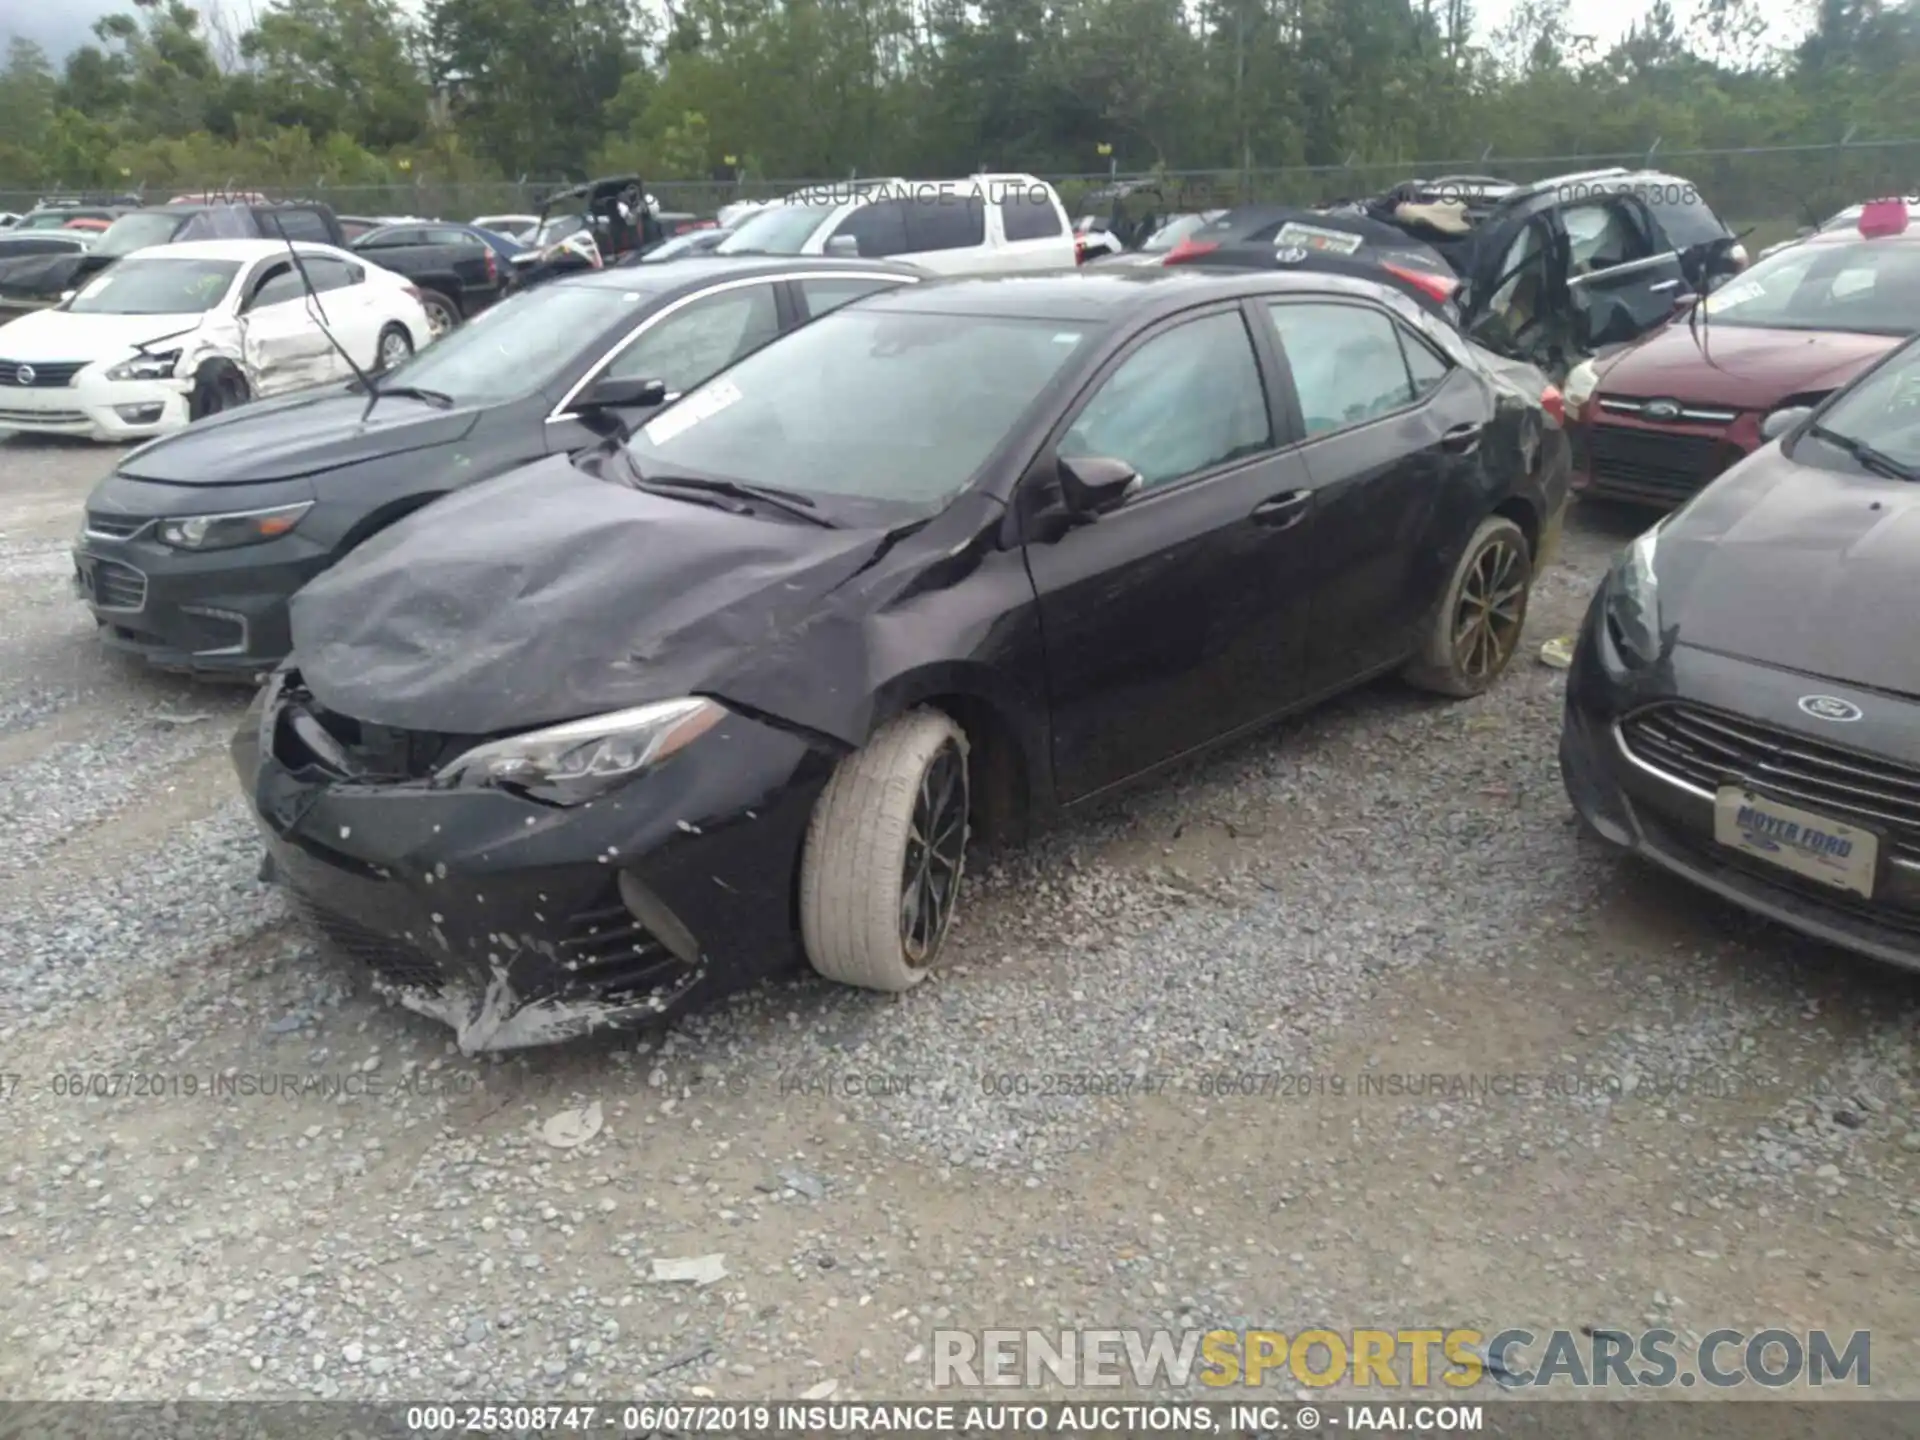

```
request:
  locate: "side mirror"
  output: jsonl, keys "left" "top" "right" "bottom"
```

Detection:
{"left": 824, "top": 235, "right": 860, "bottom": 258}
{"left": 576, "top": 375, "right": 668, "bottom": 413}
{"left": 1057, "top": 454, "right": 1142, "bottom": 516}
{"left": 1760, "top": 406, "right": 1812, "bottom": 443}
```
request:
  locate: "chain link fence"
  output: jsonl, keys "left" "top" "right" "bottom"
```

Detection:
{"left": 6, "top": 138, "right": 1917, "bottom": 249}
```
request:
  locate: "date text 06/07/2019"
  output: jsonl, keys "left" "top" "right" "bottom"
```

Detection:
{"left": 403, "top": 1401, "right": 1488, "bottom": 1434}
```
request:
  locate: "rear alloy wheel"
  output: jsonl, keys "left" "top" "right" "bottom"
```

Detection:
{"left": 1404, "top": 515, "right": 1532, "bottom": 697}
{"left": 799, "top": 708, "right": 971, "bottom": 991}
{"left": 418, "top": 290, "right": 459, "bottom": 337}
{"left": 377, "top": 323, "right": 414, "bottom": 371}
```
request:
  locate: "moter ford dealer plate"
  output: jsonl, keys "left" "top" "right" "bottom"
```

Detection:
{"left": 1712, "top": 787, "right": 1877, "bottom": 898}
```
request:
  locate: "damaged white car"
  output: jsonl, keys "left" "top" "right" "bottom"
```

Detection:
{"left": 0, "top": 239, "right": 431, "bottom": 443}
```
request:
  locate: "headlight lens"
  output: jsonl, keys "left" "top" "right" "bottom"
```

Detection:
{"left": 156, "top": 502, "right": 313, "bottom": 551}
{"left": 1563, "top": 358, "right": 1600, "bottom": 422}
{"left": 105, "top": 349, "right": 182, "bottom": 382}
{"left": 435, "top": 697, "right": 725, "bottom": 803}
{"left": 1604, "top": 523, "right": 1663, "bottom": 667}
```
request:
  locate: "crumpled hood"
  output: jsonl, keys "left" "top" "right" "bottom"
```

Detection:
{"left": 1597, "top": 324, "right": 1900, "bottom": 410}
{"left": 1657, "top": 445, "right": 1920, "bottom": 696}
{"left": 118, "top": 387, "right": 482, "bottom": 485}
{"left": 0, "top": 307, "right": 203, "bottom": 364}
{"left": 289, "top": 455, "right": 895, "bottom": 735}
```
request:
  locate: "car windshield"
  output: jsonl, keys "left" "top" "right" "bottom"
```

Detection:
{"left": 92, "top": 211, "right": 185, "bottom": 258}
{"left": 22, "top": 212, "right": 83, "bottom": 230}
{"left": 1141, "top": 214, "right": 1210, "bottom": 252}
{"left": 1808, "top": 338, "right": 1920, "bottom": 474}
{"left": 623, "top": 308, "right": 1093, "bottom": 518}
{"left": 1699, "top": 240, "right": 1920, "bottom": 334}
{"left": 715, "top": 202, "right": 836, "bottom": 255}
{"left": 530, "top": 212, "right": 592, "bottom": 246}
{"left": 378, "top": 282, "right": 646, "bottom": 400}
{"left": 66, "top": 258, "right": 241, "bottom": 314}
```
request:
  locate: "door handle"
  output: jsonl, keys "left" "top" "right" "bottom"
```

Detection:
{"left": 1648, "top": 278, "right": 1681, "bottom": 293}
{"left": 1441, "top": 421, "right": 1483, "bottom": 453}
{"left": 1250, "top": 490, "right": 1311, "bottom": 529}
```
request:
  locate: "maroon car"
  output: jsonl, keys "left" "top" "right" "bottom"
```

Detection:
{"left": 1566, "top": 203, "right": 1920, "bottom": 507}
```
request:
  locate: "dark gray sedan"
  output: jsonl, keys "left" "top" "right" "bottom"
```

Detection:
{"left": 72, "top": 257, "right": 924, "bottom": 677}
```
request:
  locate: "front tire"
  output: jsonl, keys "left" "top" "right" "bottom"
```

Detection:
{"left": 187, "top": 361, "right": 251, "bottom": 421}
{"left": 1403, "top": 515, "right": 1532, "bottom": 697}
{"left": 418, "top": 289, "right": 459, "bottom": 338}
{"left": 799, "top": 708, "right": 971, "bottom": 992}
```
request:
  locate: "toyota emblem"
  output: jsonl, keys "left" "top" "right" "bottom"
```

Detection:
{"left": 1642, "top": 399, "right": 1681, "bottom": 421}
{"left": 14, "top": 365, "right": 33, "bottom": 386}
{"left": 1798, "top": 695, "right": 1863, "bottom": 722}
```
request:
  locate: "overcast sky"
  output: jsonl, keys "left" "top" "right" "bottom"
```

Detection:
{"left": 4, "top": 0, "right": 1814, "bottom": 77}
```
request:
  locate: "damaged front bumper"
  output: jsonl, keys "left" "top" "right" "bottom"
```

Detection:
{"left": 0, "top": 371, "right": 191, "bottom": 442}
{"left": 235, "top": 671, "right": 837, "bottom": 1052}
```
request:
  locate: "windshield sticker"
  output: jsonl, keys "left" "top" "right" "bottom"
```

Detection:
{"left": 642, "top": 377, "right": 741, "bottom": 446}
{"left": 1275, "top": 221, "right": 1364, "bottom": 256}
{"left": 1052, "top": 332, "right": 1081, "bottom": 344}
{"left": 1704, "top": 279, "right": 1764, "bottom": 310}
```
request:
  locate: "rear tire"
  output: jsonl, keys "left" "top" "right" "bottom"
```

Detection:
{"left": 418, "top": 290, "right": 459, "bottom": 337}
{"left": 188, "top": 361, "right": 251, "bottom": 422}
{"left": 376, "top": 323, "right": 414, "bottom": 371}
{"left": 799, "top": 709, "right": 971, "bottom": 992}
{"left": 1403, "top": 515, "right": 1532, "bottom": 697}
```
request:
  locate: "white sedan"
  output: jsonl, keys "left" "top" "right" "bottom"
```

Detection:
{"left": 0, "top": 238, "right": 432, "bottom": 442}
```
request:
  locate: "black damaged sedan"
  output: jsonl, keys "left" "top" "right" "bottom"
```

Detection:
{"left": 235, "top": 266, "right": 1570, "bottom": 1052}
{"left": 1562, "top": 331, "right": 1920, "bottom": 972}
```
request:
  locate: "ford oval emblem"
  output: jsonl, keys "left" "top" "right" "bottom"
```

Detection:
{"left": 1798, "top": 695, "right": 1863, "bottom": 722}
{"left": 1642, "top": 398, "right": 1681, "bottom": 421}
{"left": 15, "top": 365, "right": 33, "bottom": 386}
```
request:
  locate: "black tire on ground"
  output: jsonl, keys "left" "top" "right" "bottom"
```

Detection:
{"left": 376, "top": 322, "right": 414, "bottom": 371}
{"left": 418, "top": 290, "right": 460, "bottom": 337}
{"left": 1403, "top": 514, "right": 1533, "bottom": 698}
{"left": 799, "top": 708, "right": 971, "bottom": 991}
{"left": 187, "top": 360, "right": 252, "bottom": 422}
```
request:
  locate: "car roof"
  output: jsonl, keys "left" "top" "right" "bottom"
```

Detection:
{"left": 1794, "top": 225, "right": 1920, "bottom": 250}
{"left": 850, "top": 265, "right": 1428, "bottom": 323}
{"left": 122, "top": 239, "right": 345, "bottom": 262}
{"left": 564, "top": 256, "right": 927, "bottom": 294}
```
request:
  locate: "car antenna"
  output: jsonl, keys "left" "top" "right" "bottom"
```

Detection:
{"left": 262, "top": 213, "right": 378, "bottom": 413}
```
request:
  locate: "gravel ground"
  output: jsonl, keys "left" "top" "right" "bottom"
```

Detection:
{"left": 0, "top": 432, "right": 1916, "bottom": 1406}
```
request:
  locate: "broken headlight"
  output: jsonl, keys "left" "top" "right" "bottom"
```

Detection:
{"left": 1603, "top": 522, "right": 1664, "bottom": 669}
{"left": 105, "top": 349, "right": 183, "bottom": 382}
{"left": 156, "top": 502, "right": 313, "bottom": 551}
{"left": 435, "top": 698, "right": 725, "bottom": 803}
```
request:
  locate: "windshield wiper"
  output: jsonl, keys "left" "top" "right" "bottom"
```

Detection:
{"left": 1809, "top": 423, "right": 1918, "bottom": 481}
{"left": 364, "top": 383, "right": 455, "bottom": 411}
{"left": 634, "top": 472, "right": 833, "bottom": 527}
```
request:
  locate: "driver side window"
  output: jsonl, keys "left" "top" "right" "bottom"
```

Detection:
{"left": 1058, "top": 310, "right": 1272, "bottom": 490}
{"left": 604, "top": 283, "right": 781, "bottom": 394}
{"left": 247, "top": 263, "right": 306, "bottom": 310}
{"left": 1563, "top": 201, "right": 1653, "bottom": 274}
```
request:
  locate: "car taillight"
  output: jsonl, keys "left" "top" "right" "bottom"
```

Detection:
{"left": 484, "top": 249, "right": 498, "bottom": 283}
{"left": 1162, "top": 237, "right": 1220, "bottom": 264}
{"left": 1074, "top": 237, "right": 1089, "bottom": 264}
{"left": 1540, "top": 385, "right": 1565, "bottom": 427}
{"left": 1381, "top": 261, "right": 1460, "bottom": 305}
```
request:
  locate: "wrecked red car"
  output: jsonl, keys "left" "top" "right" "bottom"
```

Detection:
{"left": 1565, "top": 201, "right": 1920, "bottom": 507}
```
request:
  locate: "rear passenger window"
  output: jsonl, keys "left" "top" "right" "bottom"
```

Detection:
{"left": 1265, "top": 302, "right": 1418, "bottom": 434}
{"left": 798, "top": 276, "right": 906, "bottom": 319}
{"left": 271, "top": 209, "right": 332, "bottom": 242}
{"left": 1399, "top": 331, "right": 1450, "bottom": 397}
{"left": 832, "top": 201, "right": 910, "bottom": 258}
{"left": 904, "top": 194, "right": 985, "bottom": 252}
{"left": 999, "top": 192, "right": 1063, "bottom": 241}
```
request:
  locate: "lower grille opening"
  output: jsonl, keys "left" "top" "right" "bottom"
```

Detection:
{"left": 272, "top": 674, "right": 489, "bottom": 783}
{"left": 292, "top": 897, "right": 447, "bottom": 991}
